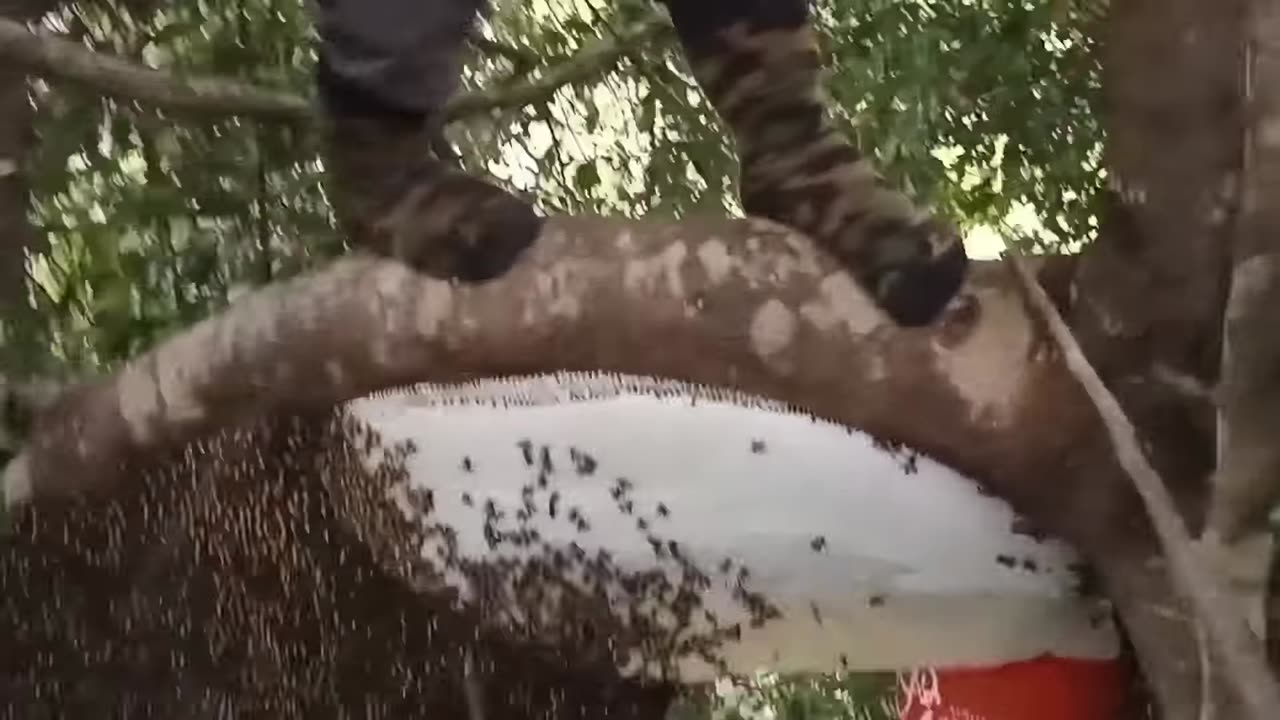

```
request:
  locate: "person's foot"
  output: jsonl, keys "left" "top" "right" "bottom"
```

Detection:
{"left": 323, "top": 110, "right": 542, "bottom": 283}
{"left": 663, "top": 0, "right": 968, "bottom": 326}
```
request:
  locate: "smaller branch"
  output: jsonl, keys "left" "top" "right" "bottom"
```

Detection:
{"left": 1148, "top": 362, "right": 1219, "bottom": 405}
{"left": 0, "top": 16, "right": 312, "bottom": 121}
{"left": 0, "top": 13, "right": 671, "bottom": 125}
{"left": 467, "top": 32, "right": 540, "bottom": 71}
{"left": 443, "top": 15, "right": 670, "bottom": 121}
{"left": 1005, "top": 252, "right": 1280, "bottom": 720}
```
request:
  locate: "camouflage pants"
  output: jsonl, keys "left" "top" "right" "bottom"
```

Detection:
{"left": 309, "top": 0, "right": 969, "bottom": 327}
{"left": 311, "top": 0, "right": 484, "bottom": 117}
{"left": 311, "top": 0, "right": 809, "bottom": 118}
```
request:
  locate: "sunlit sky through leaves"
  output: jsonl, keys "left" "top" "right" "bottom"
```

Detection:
{"left": 485, "top": 0, "right": 1047, "bottom": 260}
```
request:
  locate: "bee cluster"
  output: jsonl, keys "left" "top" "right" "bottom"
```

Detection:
{"left": 401, "top": 432, "right": 785, "bottom": 686}
{"left": 0, "top": 409, "right": 688, "bottom": 719}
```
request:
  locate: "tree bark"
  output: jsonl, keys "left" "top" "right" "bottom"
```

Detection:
{"left": 1073, "top": 0, "right": 1243, "bottom": 530}
{"left": 0, "top": 2, "right": 53, "bottom": 348}
{"left": 1011, "top": 254, "right": 1280, "bottom": 718}
{"left": 1204, "top": 0, "right": 1280, "bottom": 695}
{"left": 2, "top": 217, "right": 1113, "bottom": 540}
{"left": 1209, "top": 0, "right": 1280, "bottom": 552}
{"left": 1069, "top": 3, "right": 1249, "bottom": 714}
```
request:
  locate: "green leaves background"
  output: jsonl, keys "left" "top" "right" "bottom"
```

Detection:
{"left": 7, "top": 0, "right": 1103, "bottom": 376}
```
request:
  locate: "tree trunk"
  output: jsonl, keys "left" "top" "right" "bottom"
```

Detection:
{"left": 1070, "top": 1, "right": 1248, "bottom": 715}
{"left": 1075, "top": 0, "right": 1242, "bottom": 533}
{"left": 1206, "top": 0, "right": 1280, "bottom": 616}
{"left": 0, "top": 1, "right": 53, "bottom": 360}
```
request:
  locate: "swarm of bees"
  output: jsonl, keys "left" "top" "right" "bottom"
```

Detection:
{"left": 0, "top": 407, "right": 790, "bottom": 718}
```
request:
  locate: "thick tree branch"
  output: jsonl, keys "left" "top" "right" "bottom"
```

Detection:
{"left": 1008, "top": 253, "right": 1280, "bottom": 720}
{"left": 3, "top": 217, "right": 1108, "bottom": 539}
{"left": 444, "top": 15, "right": 670, "bottom": 121}
{"left": 0, "top": 13, "right": 670, "bottom": 125}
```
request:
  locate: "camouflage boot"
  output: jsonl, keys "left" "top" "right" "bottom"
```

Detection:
{"left": 319, "top": 70, "right": 542, "bottom": 283}
{"left": 660, "top": 0, "right": 968, "bottom": 326}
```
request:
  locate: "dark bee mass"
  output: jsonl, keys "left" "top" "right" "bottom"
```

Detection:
{"left": 809, "top": 535, "right": 827, "bottom": 553}
{"left": 750, "top": 439, "right": 766, "bottom": 454}
{"left": 0, "top": 410, "right": 731, "bottom": 719}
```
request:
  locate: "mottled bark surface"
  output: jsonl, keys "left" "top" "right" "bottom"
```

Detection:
{"left": 8, "top": 216, "right": 1138, "bottom": 553}
{"left": 1211, "top": 0, "right": 1280, "bottom": 548}
{"left": 1209, "top": 0, "right": 1280, "bottom": 696}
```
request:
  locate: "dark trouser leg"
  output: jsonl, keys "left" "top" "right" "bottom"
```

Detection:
{"left": 657, "top": 0, "right": 968, "bottom": 326}
{"left": 312, "top": 0, "right": 541, "bottom": 282}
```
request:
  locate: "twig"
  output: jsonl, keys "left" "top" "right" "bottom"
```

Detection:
{"left": 0, "top": 13, "right": 671, "bottom": 126}
{"left": 0, "top": 16, "right": 310, "bottom": 120}
{"left": 443, "top": 14, "right": 670, "bottom": 121}
{"left": 1004, "top": 251, "right": 1280, "bottom": 720}
{"left": 467, "top": 32, "right": 540, "bottom": 71}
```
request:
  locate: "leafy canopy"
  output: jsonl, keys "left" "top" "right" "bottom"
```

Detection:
{"left": 8, "top": 0, "right": 1102, "bottom": 376}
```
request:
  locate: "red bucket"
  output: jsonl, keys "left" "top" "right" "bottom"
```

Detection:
{"left": 897, "top": 655, "right": 1133, "bottom": 720}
